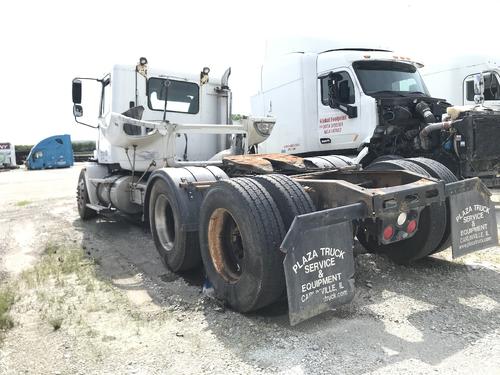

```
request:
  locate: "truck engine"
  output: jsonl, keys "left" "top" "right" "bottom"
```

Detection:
{"left": 366, "top": 96, "right": 500, "bottom": 187}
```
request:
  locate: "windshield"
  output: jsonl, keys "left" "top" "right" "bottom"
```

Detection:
{"left": 353, "top": 60, "right": 429, "bottom": 96}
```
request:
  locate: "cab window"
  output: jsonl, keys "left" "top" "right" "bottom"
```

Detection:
{"left": 320, "top": 71, "right": 355, "bottom": 106}
{"left": 147, "top": 78, "right": 199, "bottom": 114}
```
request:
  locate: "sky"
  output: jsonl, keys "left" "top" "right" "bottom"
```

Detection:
{"left": 1, "top": 0, "right": 499, "bottom": 144}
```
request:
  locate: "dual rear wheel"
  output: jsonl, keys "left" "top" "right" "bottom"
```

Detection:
{"left": 149, "top": 158, "right": 456, "bottom": 312}
{"left": 358, "top": 157, "right": 457, "bottom": 263}
{"left": 148, "top": 170, "right": 315, "bottom": 312}
{"left": 199, "top": 176, "right": 315, "bottom": 312}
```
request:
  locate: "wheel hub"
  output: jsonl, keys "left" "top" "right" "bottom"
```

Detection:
{"left": 208, "top": 208, "right": 244, "bottom": 283}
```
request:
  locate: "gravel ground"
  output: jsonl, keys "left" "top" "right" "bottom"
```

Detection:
{"left": 0, "top": 165, "right": 499, "bottom": 374}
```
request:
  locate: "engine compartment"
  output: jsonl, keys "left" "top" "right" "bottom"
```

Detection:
{"left": 365, "top": 94, "right": 500, "bottom": 185}
{"left": 368, "top": 96, "right": 450, "bottom": 157}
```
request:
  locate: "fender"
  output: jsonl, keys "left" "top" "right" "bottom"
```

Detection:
{"left": 143, "top": 166, "right": 227, "bottom": 230}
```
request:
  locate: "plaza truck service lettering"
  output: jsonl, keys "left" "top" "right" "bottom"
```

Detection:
{"left": 282, "top": 219, "right": 356, "bottom": 325}
{"left": 292, "top": 247, "right": 348, "bottom": 303}
{"left": 455, "top": 204, "right": 492, "bottom": 250}
{"left": 292, "top": 248, "right": 345, "bottom": 274}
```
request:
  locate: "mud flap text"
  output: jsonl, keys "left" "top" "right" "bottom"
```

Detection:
{"left": 448, "top": 179, "right": 499, "bottom": 258}
{"left": 281, "top": 206, "right": 361, "bottom": 326}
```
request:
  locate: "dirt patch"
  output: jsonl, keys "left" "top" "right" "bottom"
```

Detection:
{"left": 0, "top": 167, "right": 499, "bottom": 374}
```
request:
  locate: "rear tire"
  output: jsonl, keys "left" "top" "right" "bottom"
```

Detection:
{"left": 358, "top": 159, "right": 447, "bottom": 263}
{"left": 199, "top": 178, "right": 286, "bottom": 312}
{"left": 253, "top": 174, "right": 315, "bottom": 229}
{"left": 370, "top": 155, "right": 403, "bottom": 164}
{"left": 304, "top": 155, "right": 354, "bottom": 169}
{"left": 77, "top": 169, "right": 97, "bottom": 220}
{"left": 149, "top": 179, "right": 200, "bottom": 272}
{"left": 406, "top": 157, "right": 458, "bottom": 254}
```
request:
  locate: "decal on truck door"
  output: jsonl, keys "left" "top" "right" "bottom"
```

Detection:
{"left": 319, "top": 114, "right": 347, "bottom": 135}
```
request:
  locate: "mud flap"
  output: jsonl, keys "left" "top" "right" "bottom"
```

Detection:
{"left": 447, "top": 178, "right": 499, "bottom": 258}
{"left": 281, "top": 203, "right": 366, "bottom": 326}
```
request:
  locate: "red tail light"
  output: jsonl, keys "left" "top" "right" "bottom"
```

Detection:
{"left": 383, "top": 225, "right": 394, "bottom": 240}
{"left": 407, "top": 220, "right": 417, "bottom": 234}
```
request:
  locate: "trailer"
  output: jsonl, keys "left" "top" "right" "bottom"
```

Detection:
{"left": 71, "top": 57, "right": 498, "bottom": 325}
{"left": 26, "top": 134, "right": 74, "bottom": 170}
{"left": 0, "top": 142, "right": 17, "bottom": 169}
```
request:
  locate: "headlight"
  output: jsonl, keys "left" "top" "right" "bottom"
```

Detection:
{"left": 254, "top": 121, "right": 274, "bottom": 136}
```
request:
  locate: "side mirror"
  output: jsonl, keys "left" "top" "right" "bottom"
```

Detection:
{"left": 73, "top": 104, "right": 83, "bottom": 118}
{"left": 474, "top": 73, "right": 484, "bottom": 96}
{"left": 72, "top": 79, "right": 82, "bottom": 104}
{"left": 327, "top": 77, "right": 358, "bottom": 119}
{"left": 473, "top": 73, "right": 485, "bottom": 105}
{"left": 338, "top": 80, "right": 350, "bottom": 103}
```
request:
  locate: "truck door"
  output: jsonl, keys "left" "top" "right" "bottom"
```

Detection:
{"left": 317, "top": 70, "right": 362, "bottom": 152}
{"left": 31, "top": 150, "right": 45, "bottom": 169}
{"left": 464, "top": 71, "right": 500, "bottom": 108}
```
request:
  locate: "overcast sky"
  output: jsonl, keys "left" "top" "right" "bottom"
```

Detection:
{"left": 1, "top": 0, "right": 499, "bottom": 144}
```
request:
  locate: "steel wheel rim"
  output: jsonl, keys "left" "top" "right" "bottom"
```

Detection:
{"left": 77, "top": 179, "right": 86, "bottom": 211}
{"left": 154, "top": 194, "right": 176, "bottom": 251}
{"left": 208, "top": 208, "right": 244, "bottom": 283}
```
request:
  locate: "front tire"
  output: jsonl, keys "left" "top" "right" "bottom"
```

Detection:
{"left": 77, "top": 169, "right": 97, "bottom": 220}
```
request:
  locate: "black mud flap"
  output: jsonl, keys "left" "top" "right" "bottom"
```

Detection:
{"left": 281, "top": 203, "right": 366, "bottom": 326}
{"left": 447, "top": 178, "right": 499, "bottom": 258}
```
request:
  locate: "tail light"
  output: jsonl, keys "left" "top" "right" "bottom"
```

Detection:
{"left": 407, "top": 220, "right": 417, "bottom": 234}
{"left": 383, "top": 225, "right": 394, "bottom": 241}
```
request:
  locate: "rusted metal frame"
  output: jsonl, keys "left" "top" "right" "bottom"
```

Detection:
{"left": 293, "top": 169, "right": 433, "bottom": 187}
{"left": 295, "top": 177, "right": 445, "bottom": 218}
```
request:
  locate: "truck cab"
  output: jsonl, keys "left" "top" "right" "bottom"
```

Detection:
{"left": 463, "top": 69, "right": 500, "bottom": 109}
{"left": 422, "top": 56, "right": 500, "bottom": 110}
{"left": 73, "top": 61, "right": 239, "bottom": 172}
{"left": 251, "top": 49, "right": 430, "bottom": 157}
{"left": 0, "top": 142, "right": 17, "bottom": 169}
{"left": 26, "top": 134, "right": 74, "bottom": 170}
{"left": 251, "top": 47, "right": 500, "bottom": 185}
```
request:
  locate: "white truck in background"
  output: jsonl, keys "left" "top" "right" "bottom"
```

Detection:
{"left": 421, "top": 56, "right": 500, "bottom": 109}
{"left": 0, "top": 143, "right": 17, "bottom": 169}
{"left": 251, "top": 46, "right": 500, "bottom": 186}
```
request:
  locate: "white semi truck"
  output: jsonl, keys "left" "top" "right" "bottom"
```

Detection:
{"left": 251, "top": 48, "right": 500, "bottom": 187}
{"left": 71, "top": 57, "right": 498, "bottom": 325}
{"left": 0, "top": 143, "right": 17, "bottom": 169}
{"left": 422, "top": 55, "right": 500, "bottom": 110}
